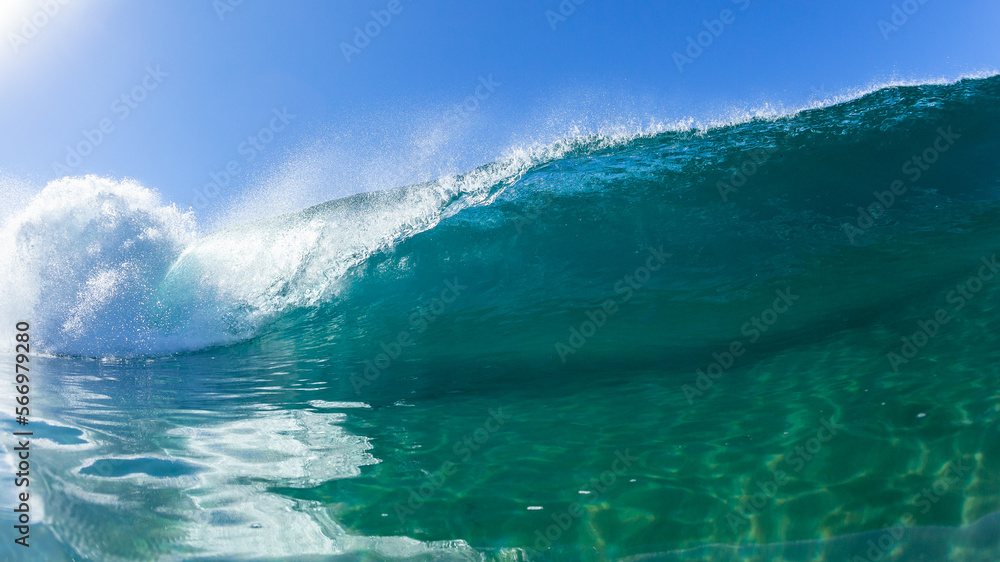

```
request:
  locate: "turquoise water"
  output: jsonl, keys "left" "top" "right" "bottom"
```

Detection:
{"left": 2, "top": 75, "right": 1000, "bottom": 560}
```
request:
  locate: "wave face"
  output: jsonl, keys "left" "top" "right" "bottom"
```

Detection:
{"left": 3, "top": 74, "right": 1000, "bottom": 359}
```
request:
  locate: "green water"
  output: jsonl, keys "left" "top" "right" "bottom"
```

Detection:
{"left": 2, "top": 76, "right": 1000, "bottom": 560}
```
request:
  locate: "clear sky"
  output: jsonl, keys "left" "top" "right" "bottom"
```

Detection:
{"left": 1, "top": 0, "right": 997, "bottom": 227}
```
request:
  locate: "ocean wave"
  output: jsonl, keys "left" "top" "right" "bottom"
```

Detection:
{"left": 3, "top": 73, "right": 999, "bottom": 358}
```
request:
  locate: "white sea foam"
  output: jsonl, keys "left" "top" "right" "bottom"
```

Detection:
{"left": 0, "top": 176, "right": 197, "bottom": 357}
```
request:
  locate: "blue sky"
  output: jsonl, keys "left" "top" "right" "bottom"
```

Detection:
{"left": 1, "top": 0, "right": 997, "bottom": 226}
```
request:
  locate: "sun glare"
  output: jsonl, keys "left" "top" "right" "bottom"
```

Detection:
{"left": 0, "top": 0, "right": 79, "bottom": 66}
{"left": 0, "top": 1, "right": 38, "bottom": 35}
